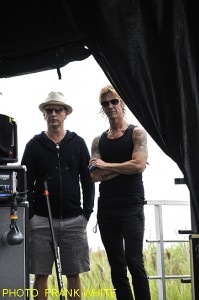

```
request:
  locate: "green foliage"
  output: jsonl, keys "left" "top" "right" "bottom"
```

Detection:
{"left": 80, "top": 249, "right": 116, "bottom": 300}
{"left": 144, "top": 242, "right": 191, "bottom": 300}
{"left": 30, "top": 243, "right": 192, "bottom": 300}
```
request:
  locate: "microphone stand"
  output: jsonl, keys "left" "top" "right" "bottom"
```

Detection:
{"left": 43, "top": 180, "right": 64, "bottom": 300}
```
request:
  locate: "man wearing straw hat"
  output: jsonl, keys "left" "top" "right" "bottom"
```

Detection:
{"left": 22, "top": 91, "right": 94, "bottom": 300}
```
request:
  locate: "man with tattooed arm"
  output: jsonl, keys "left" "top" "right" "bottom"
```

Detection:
{"left": 89, "top": 85, "right": 151, "bottom": 300}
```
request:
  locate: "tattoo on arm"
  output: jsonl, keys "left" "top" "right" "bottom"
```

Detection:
{"left": 91, "top": 135, "right": 118, "bottom": 181}
{"left": 101, "top": 171, "right": 116, "bottom": 180}
{"left": 133, "top": 129, "right": 148, "bottom": 153}
{"left": 91, "top": 136, "right": 101, "bottom": 158}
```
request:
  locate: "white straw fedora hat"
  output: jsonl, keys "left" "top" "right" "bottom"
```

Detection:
{"left": 39, "top": 91, "right": 73, "bottom": 115}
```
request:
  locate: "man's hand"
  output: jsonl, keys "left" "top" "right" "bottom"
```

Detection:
{"left": 89, "top": 158, "right": 108, "bottom": 170}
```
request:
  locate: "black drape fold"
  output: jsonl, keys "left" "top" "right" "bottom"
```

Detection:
{"left": 0, "top": 1, "right": 91, "bottom": 77}
{"left": 85, "top": 0, "right": 199, "bottom": 230}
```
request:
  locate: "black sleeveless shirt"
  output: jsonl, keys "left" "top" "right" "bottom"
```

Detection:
{"left": 98, "top": 124, "right": 144, "bottom": 207}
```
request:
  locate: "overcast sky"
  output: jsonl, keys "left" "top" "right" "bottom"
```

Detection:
{"left": 0, "top": 55, "right": 191, "bottom": 250}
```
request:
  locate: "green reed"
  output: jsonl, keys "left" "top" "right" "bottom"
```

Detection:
{"left": 30, "top": 242, "right": 192, "bottom": 300}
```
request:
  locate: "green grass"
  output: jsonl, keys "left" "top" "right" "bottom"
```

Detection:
{"left": 144, "top": 242, "right": 191, "bottom": 300}
{"left": 30, "top": 242, "right": 192, "bottom": 300}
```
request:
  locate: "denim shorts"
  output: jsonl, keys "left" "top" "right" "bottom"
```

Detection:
{"left": 29, "top": 214, "right": 89, "bottom": 276}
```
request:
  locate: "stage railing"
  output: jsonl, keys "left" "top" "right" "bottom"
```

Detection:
{"left": 146, "top": 200, "right": 191, "bottom": 300}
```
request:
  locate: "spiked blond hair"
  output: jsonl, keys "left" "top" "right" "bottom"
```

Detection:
{"left": 99, "top": 85, "right": 126, "bottom": 115}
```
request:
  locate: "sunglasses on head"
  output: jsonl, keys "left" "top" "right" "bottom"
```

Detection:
{"left": 101, "top": 99, "right": 120, "bottom": 108}
{"left": 44, "top": 108, "right": 65, "bottom": 114}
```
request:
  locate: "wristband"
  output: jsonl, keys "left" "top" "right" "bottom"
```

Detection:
{"left": 89, "top": 164, "right": 98, "bottom": 173}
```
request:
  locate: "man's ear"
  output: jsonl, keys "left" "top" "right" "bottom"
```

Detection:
{"left": 43, "top": 112, "right": 47, "bottom": 120}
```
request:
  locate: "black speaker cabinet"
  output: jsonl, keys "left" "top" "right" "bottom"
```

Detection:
{"left": 0, "top": 202, "right": 29, "bottom": 299}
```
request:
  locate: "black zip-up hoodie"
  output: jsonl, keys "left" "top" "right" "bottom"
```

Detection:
{"left": 21, "top": 131, "right": 94, "bottom": 220}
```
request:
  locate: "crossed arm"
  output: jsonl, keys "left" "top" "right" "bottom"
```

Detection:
{"left": 89, "top": 127, "right": 148, "bottom": 182}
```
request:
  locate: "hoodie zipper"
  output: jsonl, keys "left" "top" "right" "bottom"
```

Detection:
{"left": 57, "top": 151, "right": 63, "bottom": 219}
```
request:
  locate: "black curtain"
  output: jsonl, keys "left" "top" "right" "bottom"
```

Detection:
{"left": 85, "top": 0, "right": 199, "bottom": 231}
{"left": 0, "top": 0, "right": 91, "bottom": 77}
{"left": 0, "top": 0, "right": 199, "bottom": 230}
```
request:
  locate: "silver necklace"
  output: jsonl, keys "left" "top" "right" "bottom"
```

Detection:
{"left": 55, "top": 134, "right": 66, "bottom": 149}
{"left": 45, "top": 131, "right": 66, "bottom": 149}
{"left": 56, "top": 142, "right": 60, "bottom": 149}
